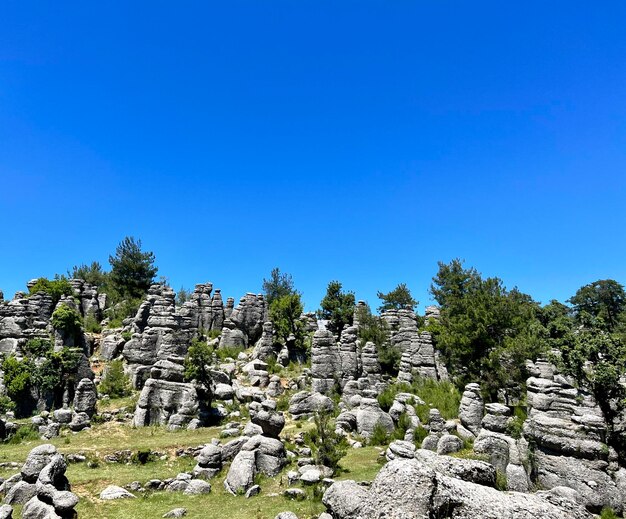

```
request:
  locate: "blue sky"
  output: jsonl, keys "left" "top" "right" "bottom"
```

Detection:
{"left": 1, "top": 2, "right": 626, "bottom": 312}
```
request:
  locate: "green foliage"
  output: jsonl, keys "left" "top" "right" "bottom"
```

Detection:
{"left": 270, "top": 293, "right": 306, "bottom": 347}
{"left": 2, "top": 355, "right": 34, "bottom": 407}
{"left": 23, "top": 337, "right": 53, "bottom": 357}
{"left": 99, "top": 360, "right": 132, "bottom": 398}
{"left": 106, "top": 298, "right": 142, "bottom": 328}
{"left": 304, "top": 411, "right": 348, "bottom": 473}
{"left": 262, "top": 267, "right": 297, "bottom": 306}
{"left": 600, "top": 507, "right": 619, "bottom": 519}
{"left": 317, "top": 281, "right": 355, "bottom": 335}
{"left": 69, "top": 261, "right": 109, "bottom": 289}
{"left": 411, "top": 376, "right": 461, "bottom": 421}
{"left": 369, "top": 422, "right": 390, "bottom": 446}
{"left": 413, "top": 425, "right": 428, "bottom": 447}
{"left": 355, "top": 304, "right": 398, "bottom": 375}
{"left": 51, "top": 304, "right": 83, "bottom": 336}
{"left": 28, "top": 276, "right": 74, "bottom": 304}
{"left": 108, "top": 236, "right": 158, "bottom": 300}
{"left": 430, "top": 259, "right": 546, "bottom": 400}
{"left": 506, "top": 406, "right": 527, "bottom": 440}
{"left": 184, "top": 339, "right": 213, "bottom": 405}
{"left": 377, "top": 283, "right": 418, "bottom": 312}
{"left": 176, "top": 286, "right": 191, "bottom": 306}
{"left": 6, "top": 425, "right": 40, "bottom": 445}
{"left": 377, "top": 382, "right": 411, "bottom": 411}
{"left": 495, "top": 470, "right": 508, "bottom": 491}
{"left": 2, "top": 347, "right": 81, "bottom": 417}
{"left": 35, "top": 347, "right": 82, "bottom": 393}
{"left": 215, "top": 345, "right": 243, "bottom": 361}
{"left": 121, "top": 331, "right": 133, "bottom": 342}
{"left": 84, "top": 314, "right": 102, "bottom": 333}
{"left": 0, "top": 395, "right": 15, "bottom": 414}
{"left": 568, "top": 279, "right": 626, "bottom": 332}
{"left": 130, "top": 449, "right": 156, "bottom": 464}
{"left": 393, "top": 412, "right": 413, "bottom": 441}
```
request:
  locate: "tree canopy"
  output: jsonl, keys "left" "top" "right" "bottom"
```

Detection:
{"left": 568, "top": 279, "right": 626, "bottom": 332}
{"left": 108, "top": 236, "right": 158, "bottom": 300}
{"left": 262, "top": 267, "right": 297, "bottom": 306}
{"left": 377, "top": 283, "right": 417, "bottom": 312}
{"left": 317, "top": 280, "right": 355, "bottom": 335}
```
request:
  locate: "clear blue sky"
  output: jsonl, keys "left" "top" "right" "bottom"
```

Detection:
{"left": 1, "top": 1, "right": 626, "bottom": 312}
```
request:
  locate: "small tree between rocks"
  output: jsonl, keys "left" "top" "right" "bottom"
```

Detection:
{"left": 304, "top": 411, "right": 348, "bottom": 474}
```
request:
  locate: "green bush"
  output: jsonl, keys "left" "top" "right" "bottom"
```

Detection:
{"left": 28, "top": 276, "right": 74, "bottom": 304}
{"left": 495, "top": 470, "right": 508, "bottom": 491}
{"left": 22, "top": 338, "right": 53, "bottom": 357}
{"left": 0, "top": 396, "right": 15, "bottom": 414}
{"left": 377, "top": 382, "right": 412, "bottom": 411}
{"left": 369, "top": 422, "right": 390, "bottom": 446}
{"left": 6, "top": 425, "right": 40, "bottom": 445}
{"left": 99, "top": 360, "right": 132, "bottom": 398}
{"left": 410, "top": 376, "right": 461, "bottom": 421}
{"left": 506, "top": 406, "right": 527, "bottom": 439}
{"left": 121, "top": 331, "right": 132, "bottom": 342}
{"left": 106, "top": 298, "right": 142, "bottom": 328}
{"left": 600, "top": 507, "right": 619, "bottom": 519}
{"left": 84, "top": 314, "right": 102, "bottom": 333}
{"left": 51, "top": 304, "right": 83, "bottom": 335}
{"left": 304, "top": 412, "right": 348, "bottom": 474}
{"left": 130, "top": 449, "right": 155, "bottom": 464}
{"left": 413, "top": 425, "right": 429, "bottom": 447}
{"left": 215, "top": 345, "right": 243, "bottom": 361}
{"left": 393, "top": 412, "right": 413, "bottom": 441}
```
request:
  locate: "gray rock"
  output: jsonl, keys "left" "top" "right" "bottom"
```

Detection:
{"left": 458, "top": 383, "right": 484, "bottom": 436}
{"left": 436, "top": 434, "right": 463, "bottom": 455}
{"left": 310, "top": 330, "right": 341, "bottom": 394}
{"left": 0, "top": 505, "right": 12, "bottom": 519}
{"left": 249, "top": 403, "right": 285, "bottom": 438}
{"left": 99, "top": 485, "right": 136, "bottom": 500}
{"left": 4, "top": 481, "right": 36, "bottom": 505}
{"left": 245, "top": 484, "right": 261, "bottom": 498}
{"left": 322, "top": 480, "right": 368, "bottom": 519}
{"left": 163, "top": 508, "right": 187, "bottom": 518}
{"left": 385, "top": 440, "right": 416, "bottom": 461}
{"left": 182, "top": 479, "right": 211, "bottom": 495}
{"left": 274, "top": 513, "right": 298, "bottom": 519}
{"left": 355, "top": 399, "right": 394, "bottom": 439}
{"left": 214, "top": 383, "right": 235, "bottom": 400}
{"left": 73, "top": 378, "right": 97, "bottom": 417}
{"left": 224, "top": 450, "right": 257, "bottom": 495}
{"left": 21, "top": 445, "right": 57, "bottom": 483}
{"left": 21, "top": 497, "right": 59, "bottom": 519}
{"left": 324, "top": 458, "right": 592, "bottom": 519}
{"left": 288, "top": 391, "right": 335, "bottom": 418}
{"left": 68, "top": 412, "right": 90, "bottom": 432}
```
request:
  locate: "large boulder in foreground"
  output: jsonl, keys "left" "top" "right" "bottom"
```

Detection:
{"left": 323, "top": 458, "right": 593, "bottom": 519}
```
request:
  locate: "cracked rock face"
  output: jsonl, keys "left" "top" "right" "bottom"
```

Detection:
{"left": 522, "top": 359, "right": 626, "bottom": 513}
{"left": 323, "top": 458, "right": 593, "bottom": 519}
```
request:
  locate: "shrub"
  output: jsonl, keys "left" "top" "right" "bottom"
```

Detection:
{"left": 506, "top": 406, "right": 527, "bottom": 439}
{"left": 495, "top": 470, "right": 508, "bottom": 491}
{"left": 393, "top": 412, "right": 413, "bottom": 441}
{"left": 369, "top": 422, "right": 390, "bottom": 446}
{"left": 130, "top": 449, "right": 155, "bottom": 464}
{"left": 84, "top": 314, "right": 102, "bottom": 333}
{"left": 22, "top": 338, "right": 53, "bottom": 357}
{"left": 28, "top": 276, "right": 74, "bottom": 304}
{"left": 51, "top": 304, "right": 83, "bottom": 335}
{"left": 214, "top": 345, "right": 243, "bottom": 361}
{"left": 121, "top": 331, "right": 132, "bottom": 342}
{"left": 0, "top": 396, "right": 15, "bottom": 414}
{"left": 600, "top": 507, "right": 619, "bottom": 519}
{"left": 304, "top": 412, "right": 348, "bottom": 474}
{"left": 410, "top": 376, "right": 461, "bottom": 421}
{"left": 377, "top": 382, "right": 412, "bottom": 411}
{"left": 413, "top": 425, "right": 429, "bottom": 447}
{"left": 6, "top": 425, "right": 39, "bottom": 445}
{"left": 106, "top": 298, "right": 142, "bottom": 328}
{"left": 99, "top": 360, "right": 132, "bottom": 398}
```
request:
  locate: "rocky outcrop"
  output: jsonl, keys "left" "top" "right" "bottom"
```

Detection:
{"left": 73, "top": 378, "right": 97, "bottom": 417}
{"left": 0, "top": 291, "right": 54, "bottom": 355}
{"left": 458, "top": 383, "right": 484, "bottom": 437}
{"left": 4, "top": 445, "right": 78, "bottom": 518}
{"left": 522, "top": 359, "right": 626, "bottom": 513}
{"left": 229, "top": 293, "right": 267, "bottom": 346}
{"left": 288, "top": 391, "right": 335, "bottom": 419}
{"left": 323, "top": 458, "right": 593, "bottom": 519}
{"left": 311, "top": 330, "right": 341, "bottom": 394}
{"left": 252, "top": 321, "right": 279, "bottom": 361}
